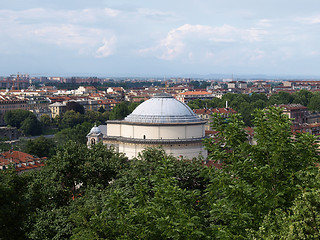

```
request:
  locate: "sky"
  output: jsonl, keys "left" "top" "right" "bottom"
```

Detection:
{"left": 1, "top": 0, "right": 320, "bottom": 77}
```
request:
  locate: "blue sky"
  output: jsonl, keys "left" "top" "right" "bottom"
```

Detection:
{"left": 1, "top": 0, "right": 320, "bottom": 77}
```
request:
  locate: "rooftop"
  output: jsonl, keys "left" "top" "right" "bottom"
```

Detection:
{"left": 124, "top": 94, "right": 203, "bottom": 124}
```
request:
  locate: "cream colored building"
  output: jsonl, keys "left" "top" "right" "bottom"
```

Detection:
{"left": 48, "top": 102, "right": 66, "bottom": 118}
{"left": 87, "top": 94, "right": 207, "bottom": 159}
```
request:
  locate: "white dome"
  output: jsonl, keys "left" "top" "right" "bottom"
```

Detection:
{"left": 88, "top": 125, "right": 102, "bottom": 135}
{"left": 124, "top": 94, "right": 202, "bottom": 123}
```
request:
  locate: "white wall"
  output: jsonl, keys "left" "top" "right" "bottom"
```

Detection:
{"left": 132, "top": 125, "right": 159, "bottom": 139}
{"left": 185, "top": 125, "right": 203, "bottom": 138}
{"left": 118, "top": 142, "right": 207, "bottom": 160}
{"left": 121, "top": 124, "right": 134, "bottom": 138}
{"left": 107, "top": 123, "right": 121, "bottom": 136}
{"left": 105, "top": 121, "right": 207, "bottom": 159}
{"left": 111, "top": 123, "right": 205, "bottom": 140}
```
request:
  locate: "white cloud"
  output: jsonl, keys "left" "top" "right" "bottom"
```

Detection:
{"left": 95, "top": 36, "right": 116, "bottom": 58}
{"left": 308, "top": 50, "right": 319, "bottom": 56}
{"left": 0, "top": 8, "right": 117, "bottom": 55}
{"left": 136, "top": 8, "right": 176, "bottom": 21}
{"left": 0, "top": 7, "right": 120, "bottom": 24}
{"left": 141, "top": 24, "right": 267, "bottom": 60}
{"left": 256, "top": 19, "right": 272, "bottom": 28}
{"left": 295, "top": 16, "right": 320, "bottom": 24}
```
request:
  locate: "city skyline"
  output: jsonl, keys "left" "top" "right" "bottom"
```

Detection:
{"left": 1, "top": 0, "right": 320, "bottom": 77}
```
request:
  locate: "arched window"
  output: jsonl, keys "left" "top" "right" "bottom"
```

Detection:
{"left": 91, "top": 139, "right": 96, "bottom": 145}
{"left": 143, "top": 135, "right": 146, "bottom": 139}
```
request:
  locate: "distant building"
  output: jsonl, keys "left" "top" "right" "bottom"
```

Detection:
{"left": 279, "top": 104, "right": 308, "bottom": 125}
{"left": 193, "top": 108, "right": 237, "bottom": 130}
{"left": 176, "top": 91, "right": 215, "bottom": 103}
{"left": 227, "top": 81, "right": 247, "bottom": 90}
{"left": 0, "top": 127, "right": 20, "bottom": 140}
{"left": 88, "top": 94, "right": 207, "bottom": 159}
{"left": 97, "top": 99, "right": 119, "bottom": 111}
{"left": 75, "top": 86, "right": 98, "bottom": 95}
{"left": 278, "top": 104, "right": 320, "bottom": 136}
{"left": 0, "top": 96, "right": 28, "bottom": 125}
{"left": 48, "top": 102, "right": 67, "bottom": 118}
{"left": 26, "top": 96, "right": 51, "bottom": 119}
{"left": 0, "top": 150, "right": 46, "bottom": 173}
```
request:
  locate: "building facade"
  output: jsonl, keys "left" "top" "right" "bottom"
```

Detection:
{"left": 88, "top": 94, "right": 207, "bottom": 159}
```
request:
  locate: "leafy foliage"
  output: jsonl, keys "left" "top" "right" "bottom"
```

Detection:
{"left": 0, "top": 168, "right": 30, "bottom": 240}
{"left": 66, "top": 101, "right": 85, "bottom": 114}
{"left": 1, "top": 106, "right": 319, "bottom": 239}
{"left": 188, "top": 90, "right": 320, "bottom": 126}
{"left": 70, "top": 148, "right": 207, "bottom": 239}
{"left": 55, "top": 121, "right": 93, "bottom": 145}
{"left": 24, "top": 136, "right": 56, "bottom": 158}
{"left": 109, "top": 101, "right": 140, "bottom": 120}
{"left": 4, "top": 109, "right": 42, "bottom": 136}
{"left": 40, "top": 114, "right": 52, "bottom": 127}
{"left": 204, "top": 106, "right": 319, "bottom": 238}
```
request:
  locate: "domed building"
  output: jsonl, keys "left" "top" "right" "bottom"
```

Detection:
{"left": 87, "top": 124, "right": 103, "bottom": 146}
{"left": 87, "top": 94, "right": 207, "bottom": 159}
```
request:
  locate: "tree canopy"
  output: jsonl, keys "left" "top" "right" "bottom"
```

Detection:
{"left": 188, "top": 90, "right": 320, "bottom": 126}
{"left": 66, "top": 101, "right": 85, "bottom": 114}
{"left": 109, "top": 101, "right": 140, "bottom": 120}
{"left": 0, "top": 106, "right": 319, "bottom": 239}
{"left": 4, "top": 109, "right": 42, "bottom": 136}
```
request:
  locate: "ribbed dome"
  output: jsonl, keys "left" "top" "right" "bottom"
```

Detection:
{"left": 124, "top": 94, "right": 202, "bottom": 123}
{"left": 88, "top": 125, "right": 102, "bottom": 135}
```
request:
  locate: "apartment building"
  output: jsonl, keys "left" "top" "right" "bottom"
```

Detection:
{"left": 176, "top": 91, "right": 215, "bottom": 103}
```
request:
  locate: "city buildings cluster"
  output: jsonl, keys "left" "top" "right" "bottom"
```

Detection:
{"left": 0, "top": 150, "right": 46, "bottom": 173}
{"left": 1, "top": 74, "right": 320, "bottom": 170}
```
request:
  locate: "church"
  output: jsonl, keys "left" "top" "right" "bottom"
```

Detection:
{"left": 87, "top": 94, "right": 207, "bottom": 159}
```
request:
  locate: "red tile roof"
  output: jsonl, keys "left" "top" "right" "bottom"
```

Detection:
{"left": 193, "top": 108, "right": 237, "bottom": 115}
{"left": 203, "top": 160, "right": 223, "bottom": 169}
{"left": 177, "top": 91, "right": 211, "bottom": 96}
{"left": 0, "top": 150, "right": 46, "bottom": 172}
{"left": 279, "top": 104, "right": 308, "bottom": 110}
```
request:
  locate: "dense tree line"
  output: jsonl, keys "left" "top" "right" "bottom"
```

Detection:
{"left": 1, "top": 107, "right": 320, "bottom": 239}
{"left": 16, "top": 101, "right": 140, "bottom": 157}
{"left": 108, "top": 101, "right": 141, "bottom": 120}
{"left": 45, "top": 81, "right": 164, "bottom": 90}
{"left": 4, "top": 109, "right": 42, "bottom": 136}
{"left": 188, "top": 90, "right": 320, "bottom": 126}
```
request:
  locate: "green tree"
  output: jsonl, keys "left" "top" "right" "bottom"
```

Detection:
{"left": 84, "top": 110, "right": 106, "bottom": 125}
{"left": 308, "top": 93, "right": 320, "bottom": 111}
{"left": 53, "top": 115, "right": 62, "bottom": 126}
{"left": 4, "top": 109, "right": 42, "bottom": 136}
{"left": 249, "top": 93, "right": 268, "bottom": 103}
{"left": 268, "top": 91, "right": 294, "bottom": 105}
{"left": 55, "top": 122, "right": 93, "bottom": 145}
{"left": 128, "top": 101, "right": 141, "bottom": 112}
{"left": 4, "top": 109, "right": 34, "bottom": 128}
{"left": 204, "top": 107, "right": 319, "bottom": 239}
{"left": 27, "top": 206, "right": 74, "bottom": 240}
{"left": 0, "top": 168, "right": 30, "bottom": 240}
{"left": 66, "top": 101, "right": 85, "bottom": 114}
{"left": 40, "top": 114, "right": 51, "bottom": 127}
{"left": 59, "top": 110, "right": 84, "bottom": 129}
{"left": 109, "top": 101, "right": 138, "bottom": 120}
{"left": 292, "top": 89, "right": 313, "bottom": 106}
{"left": 98, "top": 106, "right": 105, "bottom": 113}
{"left": 20, "top": 115, "right": 42, "bottom": 136}
{"left": 70, "top": 148, "right": 207, "bottom": 239}
{"left": 0, "top": 137, "right": 11, "bottom": 152}
{"left": 24, "top": 136, "right": 56, "bottom": 158}
{"left": 24, "top": 141, "right": 127, "bottom": 239}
